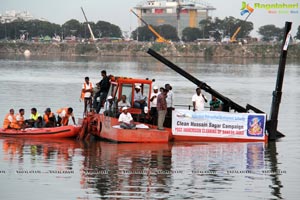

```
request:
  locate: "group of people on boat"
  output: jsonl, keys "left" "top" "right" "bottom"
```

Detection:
{"left": 81, "top": 69, "right": 224, "bottom": 131}
{"left": 2, "top": 107, "right": 76, "bottom": 130}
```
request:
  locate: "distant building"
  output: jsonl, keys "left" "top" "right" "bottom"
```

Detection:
{"left": 134, "top": 0, "right": 215, "bottom": 38}
{"left": 0, "top": 10, "right": 46, "bottom": 23}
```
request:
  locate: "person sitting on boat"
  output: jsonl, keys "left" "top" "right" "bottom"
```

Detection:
{"left": 2, "top": 109, "right": 16, "bottom": 129}
{"left": 150, "top": 85, "right": 159, "bottom": 125}
{"left": 14, "top": 108, "right": 25, "bottom": 129}
{"left": 26, "top": 108, "right": 41, "bottom": 127}
{"left": 192, "top": 88, "right": 207, "bottom": 112}
{"left": 209, "top": 95, "right": 223, "bottom": 111}
{"left": 118, "top": 95, "right": 131, "bottom": 109}
{"left": 35, "top": 116, "right": 45, "bottom": 128}
{"left": 57, "top": 107, "right": 76, "bottom": 126}
{"left": 81, "top": 76, "right": 93, "bottom": 115}
{"left": 118, "top": 106, "right": 136, "bottom": 129}
{"left": 93, "top": 70, "right": 110, "bottom": 114}
{"left": 133, "top": 85, "right": 147, "bottom": 114}
{"left": 43, "top": 108, "right": 56, "bottom": 127}
{"left": 104, "top": 96, "right": 116, "bottom": 117}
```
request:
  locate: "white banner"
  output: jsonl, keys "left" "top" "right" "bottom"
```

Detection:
{"left": 172, "top": 109, "right": 266, "bottom": 140}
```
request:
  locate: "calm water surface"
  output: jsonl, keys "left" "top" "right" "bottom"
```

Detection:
{"left": 0, "top": 54, "right": 299, "bottom": 199}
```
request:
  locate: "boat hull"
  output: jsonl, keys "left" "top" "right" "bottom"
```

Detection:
{"left": 92, "top": 115, "right": 170, "bottom": 143}
{"left": 0, "top": 125, "right": 81, "bottom": 139}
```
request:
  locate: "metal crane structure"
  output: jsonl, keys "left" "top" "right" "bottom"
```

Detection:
{"left": 81, "top": 6, "right": 96, "bottom": 42}
{"left": 130, "top": 9, "right": 171, "bottom": 43}
{"left": 147, "top": 21, "right": 292, "bottom": 141}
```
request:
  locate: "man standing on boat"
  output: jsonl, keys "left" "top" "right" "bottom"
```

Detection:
{"left": 209, "top": 95, "right": 223, "bottom": 111}
{"left": 81, "top": 76, "right": 93, "bottom": 115}
{"left": 192, "top": 88, "right": 207, "bottom": 111}
{"left": 157, "top": 88, "right": 167, "bottom": 130}
{"left": 118, "top": 106, "right": 136, "bottom": 129}
{"left": 93, "top": 70, "right": 110, "bottom": 113}
{"left": 164, "top": 83, "right": 174, "bottom": 127}
{"left": 150, "top": 85, "right": 159, "bottom": 125}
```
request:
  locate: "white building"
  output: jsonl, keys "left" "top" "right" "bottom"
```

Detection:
{"left": 0, "top": 10, "right": 37, "bottom": 23}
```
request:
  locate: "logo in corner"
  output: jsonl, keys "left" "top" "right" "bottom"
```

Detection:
{"left": 241, "top": 1, "right": 254, "bottom": 16}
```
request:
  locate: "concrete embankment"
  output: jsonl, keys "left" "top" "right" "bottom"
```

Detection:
{"left": 0, "top": 42, "right": 299, "bottom": 58}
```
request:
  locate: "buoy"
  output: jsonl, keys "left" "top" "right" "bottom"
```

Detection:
{"left": 24, "top": 49, "right": 31, "bottom": 57}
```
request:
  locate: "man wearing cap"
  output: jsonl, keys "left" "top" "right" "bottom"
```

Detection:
{"left": 43, "top": 108, "right": 56, "bottom": 127}
{"left": 133, "top": 85, "right": 147, "bottom": 113}
{"left": 103, "top": 95, "right": 116, "bottom": 117}
{"left": 150, "top": 85, "right": 159, "bottom": 125}
{"left": 118, "top": 106, "right": 136, "bottom": 129}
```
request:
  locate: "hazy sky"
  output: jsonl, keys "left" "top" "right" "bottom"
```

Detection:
{"left": 0, "top": 0, "right": 299, "bottom": 37}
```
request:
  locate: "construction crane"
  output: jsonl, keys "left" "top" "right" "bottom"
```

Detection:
{"left": 130, "top": 9, "right": 171, "bottom": 44}
{"left": 230, "top": 3, "right": 254, "bottom": 42}
{"left": 81, "top": 6, "right": 96, "bottom": 42}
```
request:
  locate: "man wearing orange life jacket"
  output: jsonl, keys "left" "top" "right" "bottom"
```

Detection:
{"left": 57, "top": 107, "right": 76, "bottom": 126}
{"left": 3, "top": 109, "right": 17, "bottom": 129}
{"left": 43, "top": 108, "right": 56, "bottom": 127}
{"left": 14, "top": 108, "right": 25, "bottom": 129}
{"left": 81, "top": 77, "right": 93, "bottom": 115}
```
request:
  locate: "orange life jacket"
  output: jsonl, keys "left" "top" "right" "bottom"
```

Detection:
{"left": 57, "top": 108, "right": 70, "bottom": 126}
{"left": 43, "top": 112, "right": 55, "bottom": 123}
{"left": 3, "top": 113, "right": 16, "bottom": 129}
{"left": 81, "top": 82, "right": 93, "bottom": 100}
{"left": 13, "top": 114, "right": 25, "bottom": 129}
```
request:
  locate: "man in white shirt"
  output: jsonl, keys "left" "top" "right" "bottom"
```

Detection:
{"left": 81, "top": 76, "right": 93, "bottom": 115}
{"left": 164, "top": 84, "right": 174, "bottom": 127}
{"left": 192, "top": 87, "right": 207, "bottom": 111}
{"left": 118, "top": 95, "right": 131, "bottom": 109}
{"left": 133, "top": 85, "right": 147, "bottom": 113}
{"left": 104, "top": 96, "right": 116, "bottom": 117}
{"left": 150, "top": 85, "right": 159, "bottom": 125}
{"left": 118, "top": 107, "right": 136, "bottom": 129}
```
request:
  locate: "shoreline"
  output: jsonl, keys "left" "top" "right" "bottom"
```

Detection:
{"left": 0, "top": 41, "right": 299, "bottom": 58}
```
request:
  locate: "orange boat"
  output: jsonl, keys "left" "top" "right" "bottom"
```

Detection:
{"left": 83, "top": 76, "right": 171, "bottom": 143}
{"left": 87, "top": 114, "right": 170, "bottom": 143}
{"left": 0, "top": 125, "right": 81, "bottom": 139}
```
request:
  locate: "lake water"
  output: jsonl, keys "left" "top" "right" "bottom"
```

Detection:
{"left": 0, "top": 53, "right": 299, "bottom": 199}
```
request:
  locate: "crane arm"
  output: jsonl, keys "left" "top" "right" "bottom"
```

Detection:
{"left": 81, "top": 7, "right": 96, "bottom": 41}
{"left": 130, "top": 9, "right": 170, "bottom": 43}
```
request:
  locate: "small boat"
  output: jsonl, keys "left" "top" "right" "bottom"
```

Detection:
{"left": 0, "top": 125, "right": 81, "bottom": 139}
{"left": 81, "top": 76, "right": 171, "bottom": 143}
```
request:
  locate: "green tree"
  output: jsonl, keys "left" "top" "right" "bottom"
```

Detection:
{"left": 182, "top": 27, "right": 201, "bottom": 42}
{"left": 296, "top": 25, "right": 300, "bottom": 40}
{"left": 94, "top": 21, "right": 122, "bottom": 38}
{"left": 62, "top": 19, "right": 82, "bottom": 37}
{"left": 131, "top": 24, "right": 178, "bottom": 42}
{"left": 199, "top": 16, "right": 253, "bottom": 40}
{"left": 258, "top": 25, "right": 283, "bottom": 42}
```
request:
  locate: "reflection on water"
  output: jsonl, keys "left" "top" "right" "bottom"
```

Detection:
{"left": 0, "top": 138, "right": 284, "bottom": 199}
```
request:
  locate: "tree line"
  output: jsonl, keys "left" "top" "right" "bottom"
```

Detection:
{"left": 0, "top": 19, "right": 122, "bottom": 40}
{"left": 0, "top": 17, "right": 299, "bottom": 42}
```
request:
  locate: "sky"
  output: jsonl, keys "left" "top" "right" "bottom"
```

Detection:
{"left": 0, "top": 0, "right": 299, "bottom": 38}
